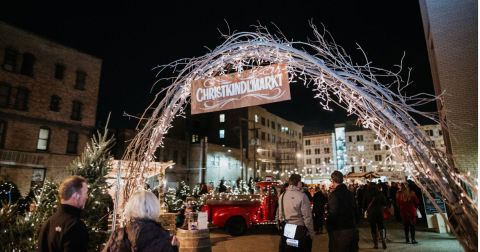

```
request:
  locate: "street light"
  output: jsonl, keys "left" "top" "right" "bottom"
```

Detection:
{"left": 239, "top": 117, "right": 259, "bottom": 181}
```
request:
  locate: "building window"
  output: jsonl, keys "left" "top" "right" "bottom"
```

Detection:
{"left": 254, "top": 114, "right": 259, "bottom": 123}
{"left": 356, "top": 135, "right": 364, "bottom": 141}
{"left": 277, "top": 123, "right": 281, "bottom": 132}
{"left": 306, "top": 159, "right": 311, "bottom": 164}
{"left": 219, "top": 113, "right": 225, "bottom": 122}
{"left": 267, "top": 133, "right": 270, "bottom": 142}
{"left": 20, "top": 53, "right": 35, "bottom": 77}
{"left": 374, "top": 144, "right": 381, "bottom": 151}
{"left": 219, "top": 129, "right": 225, "bottom": 139}
{"left": 425, "top": 129, "right": 434, "bottom": 137}
{"left": 0, "top": 120, "right": 6, "bottom": 148}
{"left": 299, "top": 133, "right": 302, "bottom": 139}
{"left": 438, "top": 129, "right": 443, "bottom": 136}
{"left": 314, "top": 148, "right": 320, "bottom": 154}
{"left": 348, "top": 136, "right": 352, "bottom": 142}
{"left": 324, "top": 147, "right": 330, "bottom": 154}
{"left": 375, "top": 155, "right": 382, "bottom": 161}
{"left": 173, "top": 150, "right": 178, "bottom": 163}
{"left": 315, "top": 158, "right": 321, "bottom": 164}
{"left": 36, "top": 127, "right": 50, "bottom": 151}
{"left": 0, "top": 83, "right": 11, "bottom": 108}
{"left": 3, "top": 48, "right": 18, "bottom": 72}
{"left": 66, "top": 131, "right": 79, "bottom": 154}
{"left": 163, "top": 149, "right": 169, "bottom": 162}
{"left": 13, "top": 87, "right": 29, "bottom": 111}
{"left": 306, "top": 149, "right": 311, "bottom": 155}
{"left": 71, "top": 100, "right": 83, "bottom": 121}
{"left": 261, "top": 132, "right": 265, "bottom": 140}
{"left": 272, "top": 122, "right": 275, "bottom": 129}
{"left": 75, "top": 71, "right": 87, "bottom": 90}
{"left": 360, "top": 166, "right": 366, "bottom": 172}
{"left": 261, "top": 117, "right": 265, "bottom": 126}
{"left": 55, "top": 64, "right": 65, "bottom": 80}
{"left": 50, "top": 95, "right": 61, "bottom": 112}
{"left": 324, "top": 157, "right": 331, "bottom": 163}
{"left": 192, "top": 134, "right": 199, "bottom": 143}
{"left": 267, "top": 119, "right": 269, "bottom": 127}
{"left": 357, "top": 145, "right": 365, "bottom": 152}
{"left": 181, "top": 153, "right": 187, "bottom": 165}
{"left": 305, "top": 140, "right": 311, "bottom": 146}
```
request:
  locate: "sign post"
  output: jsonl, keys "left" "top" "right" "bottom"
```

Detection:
{"left": 422, "top": 189, "right": 449, "bottom": 233}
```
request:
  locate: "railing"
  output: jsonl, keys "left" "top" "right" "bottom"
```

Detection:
{"left": 0, "top": 149, "right": 44, "bottom": 167}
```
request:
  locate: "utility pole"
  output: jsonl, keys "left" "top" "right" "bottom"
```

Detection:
{"left": 239, "top": 117, "right": 259, "bottom": 181}
{"left": 239, "top": 118, "right": 244, "bottom": 181}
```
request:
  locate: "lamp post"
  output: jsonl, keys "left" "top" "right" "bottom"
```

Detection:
{"left": 239, "top": 117, "right": 258, "bottom": 181}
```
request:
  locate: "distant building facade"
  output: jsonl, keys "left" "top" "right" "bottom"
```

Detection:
{"left": 0, "top": 22, "right": 102, "bottom": 194}
{"left": 303, "top": 122, "right": 445, "bottom": 183}
{"left": 190, "top": 106, "right": 304, "bottom": 182}
{"left": 302, "top": 131, "right": 335, "bottom": 183}
{"left": 418, "top": 0, "right": 477, "bottom": 177}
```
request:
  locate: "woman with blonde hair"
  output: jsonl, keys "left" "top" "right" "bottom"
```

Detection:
{"left": 103, "top": 190, "right": 178, "bottom": 252}
{"left": 396, "top": 183, "right": 419, "bottom": 244}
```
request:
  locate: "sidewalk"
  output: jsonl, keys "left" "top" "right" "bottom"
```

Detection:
{"left": 210, "top": 221, "right": 463, "bottom": 252}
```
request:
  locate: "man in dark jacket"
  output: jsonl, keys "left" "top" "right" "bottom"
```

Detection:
{"left": 38, "top": 176, "right": 89, "bottom": 252}
{"left": 312, "top": 186, "right": 327, "bottom": 234}
{"left": 326, "top": 171, "right": 359, "bottom": 252}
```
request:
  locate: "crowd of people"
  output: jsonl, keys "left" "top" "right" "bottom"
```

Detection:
{"left": 37, "top": 173, "right": 422, "bottom": 252}
{"left": 277, "top": 172, "right": 423, "bottom": 252}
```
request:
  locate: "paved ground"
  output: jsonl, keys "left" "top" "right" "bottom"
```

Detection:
{"left": 210, "top": 221, "right": 463, "bottom": 252}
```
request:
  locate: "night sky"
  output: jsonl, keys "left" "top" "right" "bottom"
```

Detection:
{"left": 0, "top": 1, "right": 435, "bottom": 132}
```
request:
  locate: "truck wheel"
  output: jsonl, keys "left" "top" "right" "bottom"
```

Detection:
{"left": 226, "top": 216, "right": 247, "bottom": 236}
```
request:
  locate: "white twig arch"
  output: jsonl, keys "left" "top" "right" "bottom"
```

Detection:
{"left": 121, "top": 24, "right": 477, "bottom": 251}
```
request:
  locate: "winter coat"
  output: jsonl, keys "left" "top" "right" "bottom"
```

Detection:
{"left": 37, "top": 204, "right": 89, "bottom": 252}
{"left": 277, "top": 185, "right": 315, "bottom": 236}
{"left": 102, "top": 218, "right": 174, "bottom": 252}
{"left": 326, "top": 184, "right": 358, "bottom": 232}
{"left": 362, "top": 190, "right": 387, "bottom": 222}
{"left": 396, "top": 191, "right": 419, "bottom": 224}
{"left": 312, "top": 191, "right": 327, "bottom": 216}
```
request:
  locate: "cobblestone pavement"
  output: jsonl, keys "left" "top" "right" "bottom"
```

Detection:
{"left": 210, "top": 221, "right": 463, "bottom": 252}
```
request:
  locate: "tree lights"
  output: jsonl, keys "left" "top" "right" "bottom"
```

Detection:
{"left": 121, "top": 23, "right": 477, "bottom": 251}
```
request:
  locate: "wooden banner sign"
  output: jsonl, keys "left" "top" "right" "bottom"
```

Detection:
{"left": 191, "top": 64, "right": 291, "bottom": 114}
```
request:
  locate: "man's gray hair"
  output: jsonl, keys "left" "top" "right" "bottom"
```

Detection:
{"left": 124, "top": 190, "right": 160, "bottom": 221}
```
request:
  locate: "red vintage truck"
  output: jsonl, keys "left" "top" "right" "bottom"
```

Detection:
{"left": 200, "top": 181, "right": 280, "bottom": 235}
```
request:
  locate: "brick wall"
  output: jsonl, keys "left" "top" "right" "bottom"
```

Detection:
{"left": 418, "top": 1, "right": 478, "bottom": 176}
{"left": 0, "top": 21, "right": 102, "bottom": 194}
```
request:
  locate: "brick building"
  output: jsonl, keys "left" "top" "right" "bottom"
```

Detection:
{"left": 0, "top": 22, "right": 102, "bottom": 194}
{"left": 418, "top": 1, "right": 477, "bottom": 177}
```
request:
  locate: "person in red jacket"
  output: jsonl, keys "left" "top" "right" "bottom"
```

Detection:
{"left": 396, "top": 183, "right": 420, "bottom": 244}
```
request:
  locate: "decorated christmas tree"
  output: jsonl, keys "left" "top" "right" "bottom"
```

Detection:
{"left": 67, "top": 129, "right": 115, "bottom": 251}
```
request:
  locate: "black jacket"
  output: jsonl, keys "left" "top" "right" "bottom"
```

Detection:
{"left": 326, "top": 184, "right": 358, "bottom": 232}
{"left": 102, "top": 218, "right": 174, "bottom": 252}
{"left": 37, "top": 204, "right": 89, "bottom": 252}
{"left": 312, "top": 191, "right": 327, "bottom": 214}
{"left": 362, "top": 189, "right": 387, "bottom": 222}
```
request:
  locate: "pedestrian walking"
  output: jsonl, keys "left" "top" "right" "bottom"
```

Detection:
{"left": 37, "top": 176, "right": 89, "bottom": 252}
{"left": 396, "top": 183, "right": 420, "bottom": 244}
{"left": 326, "top": 171, "right": 359, "bottom": 252}
{"left": 277, "top": 174, "right": 314, "bottom": 252}
{"left": 363, "top": 183, "right": 388, "bottom": 249}
{"left": 102, "top": 190, "right": 178, "bottom": 252}
{"left": 312, "top": 186, "right": 327, "bottom": 234}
